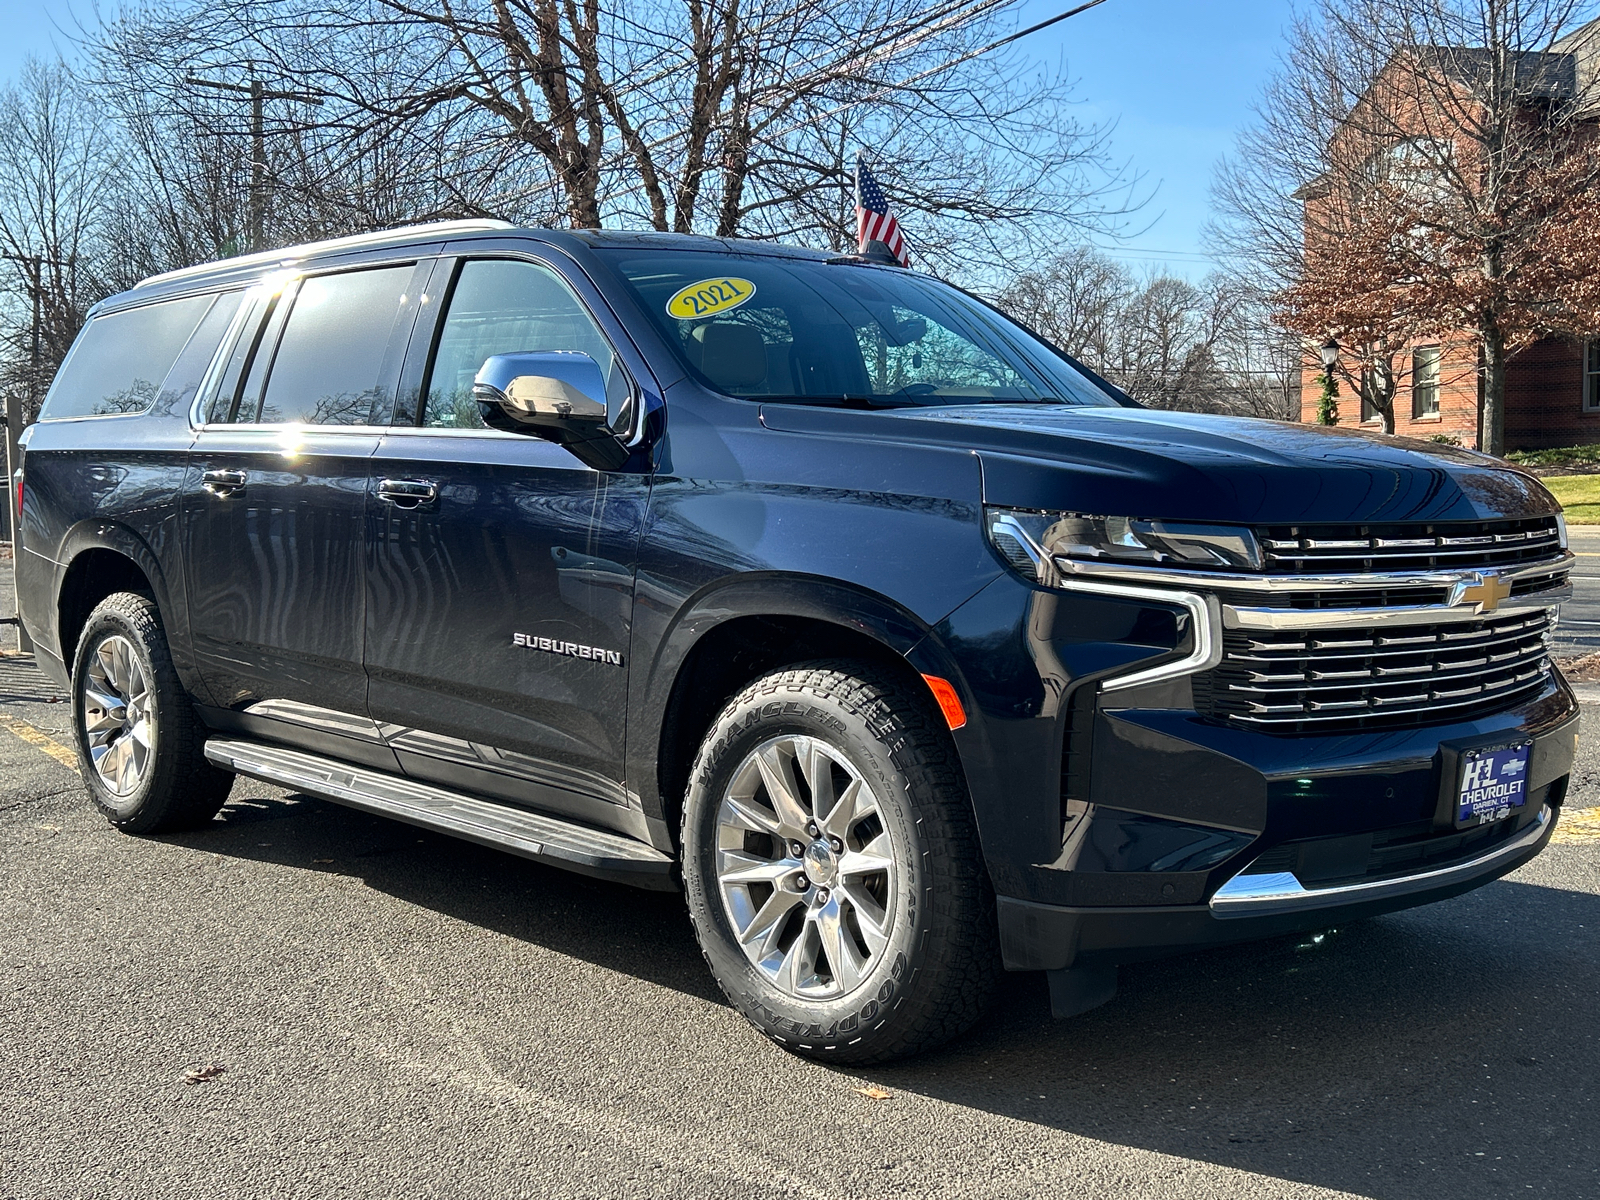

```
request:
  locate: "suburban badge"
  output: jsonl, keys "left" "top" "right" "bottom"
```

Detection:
{"left": 512, "top": 632, "right": 623, "bottom": 666}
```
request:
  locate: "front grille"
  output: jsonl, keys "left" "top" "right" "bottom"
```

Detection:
{"left": 1196, "top": 610, "right": 1554, "bottom": 733}
{"left": 1256, "top": 515, "right": 1562, "bottom": 574}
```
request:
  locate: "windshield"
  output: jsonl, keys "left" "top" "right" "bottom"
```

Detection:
{"left": 594, "top": 249, "right": 1119, "bottom": 408}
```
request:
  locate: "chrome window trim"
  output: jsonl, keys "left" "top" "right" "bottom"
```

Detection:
{"left": 141, "top": 219, "right": 512, "bottom": 289}
{"left": 1050, "top": 551, "right": 1574, "bottom": 595}
{"left": 189, "top": 274, "right": 297, "bottom": 429}
{"left": 1210, "top": 806, "right": 1550, "bottom": 918}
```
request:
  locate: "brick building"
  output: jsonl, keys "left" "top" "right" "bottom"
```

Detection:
{"left": 1297, "top": 22, "right": 1600, "bottom": 451}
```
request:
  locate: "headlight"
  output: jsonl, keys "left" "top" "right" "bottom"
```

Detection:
{"left": 986, "top": 507, "right": 1262, "bottom": 583}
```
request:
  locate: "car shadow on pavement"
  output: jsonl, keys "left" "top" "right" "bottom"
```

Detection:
{"left": 879, "top": 867, "right": 1600, "bottom": 1200}
{"left": 181, "top": 785, "right": 1598, "bottom": 1200}
{"left": 171, "top": 785, "right": 726, "bottom": 1006}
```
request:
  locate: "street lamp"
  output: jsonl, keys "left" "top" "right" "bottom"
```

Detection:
{"left": 1315, "top": 337, "right": 1341, "bottom": 427}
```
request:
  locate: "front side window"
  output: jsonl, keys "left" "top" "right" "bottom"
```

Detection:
{"left": 1412, "top": 345, "right": 1440, "bottom": 418}
{"left": 1585, "top": 340, "right": 1600, "bottom": 412}
{"left": 421, "top": 258, "right": 628, "bottom": 428}
{"left": 595, "top": 250, "right": 1117, "bottom": 408}
{"left": 255, "top": 265, "right": 414, "bottom": 426}
{"left": 41, "top": 294, "right": 216, "bottom": 419}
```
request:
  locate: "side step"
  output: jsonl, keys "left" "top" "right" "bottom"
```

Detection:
{"left": 204, "top": 739, "right": 677, "bottom": 890}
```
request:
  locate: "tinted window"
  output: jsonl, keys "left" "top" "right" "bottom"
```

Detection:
{"left": 421, "top": 259, "right": 627, "bottom": 428}
{"left": 41, "top": 294, "right": 215, "bottom": 419}
{"left": 152, "top": 292, "right": 243, "bottom": 419}
{"left": 596, "top": 250, "right": 1116, "bottom": 408}
{"left": 257, "top": 265, "right": 413, "bottom": 425}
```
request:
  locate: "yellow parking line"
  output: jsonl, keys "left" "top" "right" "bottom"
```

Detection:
{"left": 1552, "top": 806, "right": 1600, "bottom": 844}
{"left": 0, "top": 713, "right": 79, "bottom": 773}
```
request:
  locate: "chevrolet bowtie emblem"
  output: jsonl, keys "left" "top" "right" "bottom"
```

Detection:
{"left": 1450, "top": 571, "right": 1514, "bottom": 614}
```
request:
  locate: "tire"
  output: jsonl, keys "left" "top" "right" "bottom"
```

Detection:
{"left": 70, "top": 591, "right": 234, "bottom": 833}
{"left": 681, "top": 660, "right": 999, "bottom": 1064}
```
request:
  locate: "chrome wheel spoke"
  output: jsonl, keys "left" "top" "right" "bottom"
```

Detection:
{"left": 772, "top": 921, "right": 818, "bottom": 994}
{"left": 755, "top": 743, "right": 811, "bottom": 838}
{"left": 814, "top": 897, "right": 866, "bottom": 993}
{"left": 79, "top": 634, "right": 156, "bottom": 798}
{"left": 719, "top": 850, "right": 800, "bottom": 887}
{"left": 839, "top": 832, "right": 894, "bottom": 878}
{"left": 820, "top": 778, "right": 864, "bottom": 842}
{"left": 714, "top": 732, "right": 898, "bottom": 1002}
{"left": 839, "top": 881, "right": 891, "bottom": 955}
{"left": 738, "top": 885, "right": 802, "bottom": 949}
{"left": 721, "top": 793, "right": 781, "bottom": 836}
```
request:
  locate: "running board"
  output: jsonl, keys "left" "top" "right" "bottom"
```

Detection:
{"left": 204, "top": 739, "right": 677, "bottom": 890}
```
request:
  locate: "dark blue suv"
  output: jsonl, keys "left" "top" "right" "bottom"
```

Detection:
{"left": 16, "top": 220, "right": 1579, "bottom": 1062}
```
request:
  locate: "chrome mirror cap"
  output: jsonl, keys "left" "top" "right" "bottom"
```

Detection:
{"left": 471, "top": 351, "right": 628, "bottom": 470}
{"left": 473, "top": 351, "right": 608, "bottom": 425}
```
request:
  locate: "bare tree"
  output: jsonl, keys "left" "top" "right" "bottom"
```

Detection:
{"left": 1213, "top": 0, "right": 1600, "bottom": 453}
{"left": 89, "top": 0, "right": 1141, "bottom": 274}
{"left": 0, "top": 59, "right": 113, "bottom": 420}
{"left": 998, "top": 245, "right": 1299, "bottom": 418}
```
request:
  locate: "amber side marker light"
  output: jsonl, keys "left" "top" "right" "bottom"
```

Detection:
{"left": 921, "top": 674, "right": 967, "bottom": 730}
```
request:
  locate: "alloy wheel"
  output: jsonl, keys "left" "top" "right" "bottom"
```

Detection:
{"left": 715, "top": 734, "right": 897, "bottom": 999}
{"left": 81, "top": 634, "right": 155, "bottom": 797}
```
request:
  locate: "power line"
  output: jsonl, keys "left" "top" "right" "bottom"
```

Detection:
{"left": 509, "top": 0, "right": 1113, "bottom": 217}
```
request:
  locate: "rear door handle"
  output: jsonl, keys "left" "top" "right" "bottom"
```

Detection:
{"left": 377, "top": 478, "right": 439, "bottom": 509}
{"left": 201, "top": 468, "right": 247, "bottom": 496}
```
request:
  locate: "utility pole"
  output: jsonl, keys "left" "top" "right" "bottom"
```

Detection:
{"left": 184, "top": 74, "right": 325, "bottom": 253}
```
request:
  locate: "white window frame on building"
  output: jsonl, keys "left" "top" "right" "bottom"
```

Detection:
{"left": 1585, "top": 339, "right": 1600, "bottom": 412}
{"left": 1412, "top": 345, "right": 1440, "bottom": 419}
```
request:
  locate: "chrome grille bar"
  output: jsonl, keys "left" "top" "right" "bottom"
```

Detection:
{"left": 1257, "top": 516, "right": 1563, "bottom": 574}
{"left": 1200, "top": 611, "right": 1555, "bottom": 731}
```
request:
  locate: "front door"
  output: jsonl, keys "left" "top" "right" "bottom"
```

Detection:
{"left": 364, "top": 255, "right": 650, "bottom": 833}
{"left": 183, "top": 260, "right": 429, "bottom": 764}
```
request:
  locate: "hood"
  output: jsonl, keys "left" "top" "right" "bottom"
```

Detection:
{"left": 757, "top": 402, "right": 1559, "bottom": 525}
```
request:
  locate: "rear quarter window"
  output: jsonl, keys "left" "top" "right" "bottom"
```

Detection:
{"left": 40, "top": 294, "right": 217, "bottom": 420}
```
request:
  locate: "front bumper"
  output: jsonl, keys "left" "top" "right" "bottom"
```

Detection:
{"left": 997, "top": 798, "right": 1560, "bottom": 971}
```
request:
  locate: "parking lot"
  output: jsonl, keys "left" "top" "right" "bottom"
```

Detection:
{"left": 1, "top": 552, "right": 1598, "bottom": 1200}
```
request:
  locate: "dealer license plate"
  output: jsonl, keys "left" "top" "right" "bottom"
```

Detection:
{"left": 1456, "top": 741, "right": 1532, "bottom": 827}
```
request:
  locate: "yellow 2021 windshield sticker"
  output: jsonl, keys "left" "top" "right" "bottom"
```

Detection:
{"left": 666, "top": 277, "right": 756, "bottom": 319}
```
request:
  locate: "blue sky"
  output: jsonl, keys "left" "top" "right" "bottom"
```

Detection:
{"left": 0, "top": 0, "right": 1293, "bottom": 279}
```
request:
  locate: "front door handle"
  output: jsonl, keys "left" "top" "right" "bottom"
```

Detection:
{"left": 377, "top": 478, "right": 439, "bottom": 510}
{"left": 201, "top": 468, "right": 247, "bottom": 497}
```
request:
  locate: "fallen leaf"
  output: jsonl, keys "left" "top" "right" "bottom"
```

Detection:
{"left": 183, "top": 1064, "right": 226, "bottom": 1085}
{"left": 311, "top": 859, "right": 335, "bottom": 865}
{"left": 853, "top": 1085, "right": 892, "bottom": 1101}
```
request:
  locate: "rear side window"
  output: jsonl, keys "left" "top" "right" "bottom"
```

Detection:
{"left": 40, "top": 294, "right": 215, "bottom": 419}
{"left": 256, "top": 265, "right": 414, "bottom": 426}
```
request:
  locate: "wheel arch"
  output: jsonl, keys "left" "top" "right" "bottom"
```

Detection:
{"left": 54, "top": 522, "right": 176, "bottom": 679}
{"left": 635, "top": 574, "right": 977, "bottom": 849}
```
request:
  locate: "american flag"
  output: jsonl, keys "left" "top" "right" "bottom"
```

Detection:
{"left": 855, "top": 156, "right": 909, "bottom": 266}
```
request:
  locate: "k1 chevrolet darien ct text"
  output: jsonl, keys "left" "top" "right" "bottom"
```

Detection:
{"left": 16, "top": 221, "right": 1579, "bottom": 1062}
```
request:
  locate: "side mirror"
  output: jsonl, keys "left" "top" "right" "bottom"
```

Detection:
{"left": 472, "top": 351, "right": 629, "bottom": 470}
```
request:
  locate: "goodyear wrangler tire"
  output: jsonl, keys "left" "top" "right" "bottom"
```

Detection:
{"left": 681, "top": 660, "right": 998, "bottom": 1064}
{"left": 71, "top": 592, "right": 234, "bottom": 834}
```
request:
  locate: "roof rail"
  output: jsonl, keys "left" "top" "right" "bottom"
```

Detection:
{"left": 136, "top": 219, "right": 518, "bottom": 289}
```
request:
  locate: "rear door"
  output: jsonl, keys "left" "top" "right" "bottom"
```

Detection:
{"left": 182, "top": 259, "right": 431, "bottom": 766}
{"left": 365, "top": 252, "right": 652, "bottom": 834}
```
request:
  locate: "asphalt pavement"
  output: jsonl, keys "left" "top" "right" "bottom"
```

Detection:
{"left": 1554, "top": 525, "right": 1600, "bottom": 657}
{"left": 2, "top": 557, "right": 1598, "bottom": 1200}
